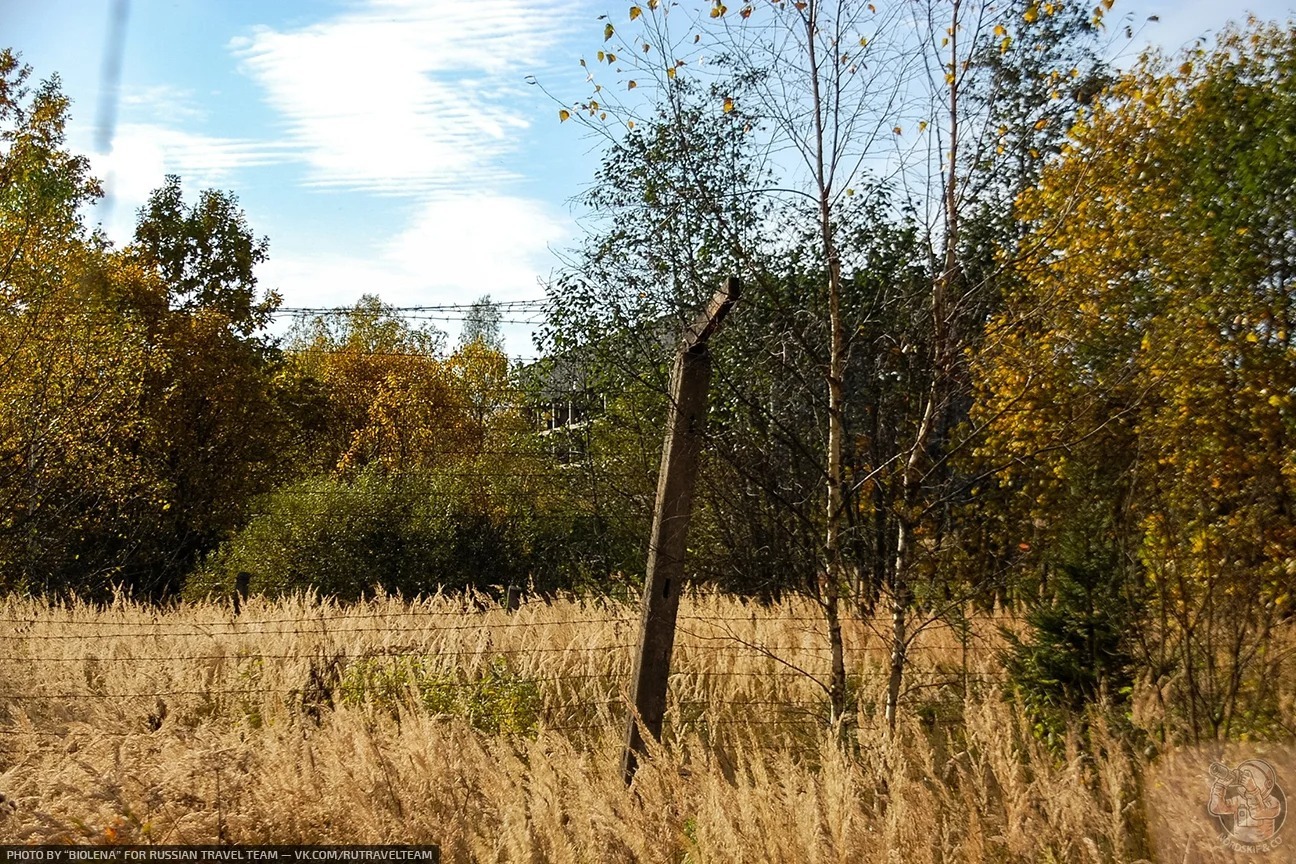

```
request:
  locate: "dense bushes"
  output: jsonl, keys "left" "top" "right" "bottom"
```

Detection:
{"left": 189, "top": 464, "right": 641, "bottom": 602}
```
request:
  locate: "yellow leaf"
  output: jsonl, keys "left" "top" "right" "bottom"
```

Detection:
{"left": 918, "top": 120, "right": 928, "bottom": 132}
{"left": 667, "top": 66, "right": 677, "bottom": 79}
{"left": 607, "top": 52, "right": 617, "bottom": 63}
{"left": 600, "top": 112, "right": 607, "bottom": 120}
{"left": 859, "top": 37, "right": 868, "bottom": 46}
{"left": 994, "top": 24, "right": 1006, "bottom": 37}
{"left": 597, "top": 50, "right": 606, "bottom": 62}
{"left": 628, "top": 80, "right": 638, "bottom": 89}
{"left": 1023, "top": 5, "right": 1038, "bottom": 22}
{"left": 945, "top": 72, "right": 956, "bottom": 84}
{"left": 868, "top": 3, "right": 876, "bottom": 11}
{"left": 605, "top": 22, "right": 615, "bottom": 40}
{"left": 630, "top": 5, "right": 642, "bottom": 20}
{"left": 893, "top": 125, "right": 903, "bottom": 134}
{"left": 559, "top": 109, "right": 571, "bottom": 122}
{"left": 628, "top": 120, "right": 636, "bottom": 129}
{"left": 846, "top": 187, "right": 855, "bottom": 196}
{"left": 648, "top": 0, "right": 659, "bottom": 8}
{"left": 723, "top": 96, "right": 735, "bottom": 113}
{"left": 1033, "top": 117, "right": 1048, "bottom": 130}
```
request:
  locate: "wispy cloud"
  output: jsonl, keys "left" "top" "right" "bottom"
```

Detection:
{"left": 109, "top": 122, "right": 287, "bottom": 186}
{"left": 87, "top": 122, "right": 292, "bottom": 242}
{"left": 118, "top": 84, "right": 208, "bottom": 125}
{"left": 230, "top": 0, "right": 581, "bottom": 196}
{"left": 84, "top": 0, "right": 585, "bottom": 318}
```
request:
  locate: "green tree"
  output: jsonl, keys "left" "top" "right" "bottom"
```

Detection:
{"left": 973, "top": 20, "right": 1296, "bottom": 741}
{"left": 0, "top": 50, "right": 157, "bottom": 594}
{"left": 550, "top": 0, "right": 1107, "bottom": 726}
{"left": 112, "top": 177, "right": 286, "bottom": 598}
{"left": 0, "top": 57, "right": 287, "bottom": 597}
{"left": 132, "top": 174, "right": 276, "bottom": 333}
{"left": 458, "top": 294, "right": 504, "bottom": 351}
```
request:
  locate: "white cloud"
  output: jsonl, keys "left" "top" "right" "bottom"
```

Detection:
{"left": 258, "top": 193, "right": 569, "bottom": 351}
{"left": 86, "top": 123, "right": 290, "bottom": 243}
{"left": 258, "top": 251, "right": 418, "bottom": 308}
{"left": 231, "top": 0, "right": 581, "bottom": 195}
{"left": 108, "top": 123, "right": 284, "bottom": 188}
{"left": 75, "top": 0, "right": 584, "bottom": 343}
{"left": 119, "top": 84, "right": 207, "bottom": 125}
{"left": 384, "top": 195, "right": 567, "bottom": 299}
{"left": 228, "top": 0, "right": 583, "bottom": 340}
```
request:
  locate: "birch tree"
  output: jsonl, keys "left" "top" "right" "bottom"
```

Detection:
{"left": 550, "top": 0, "right": 1108, "bottom": 727}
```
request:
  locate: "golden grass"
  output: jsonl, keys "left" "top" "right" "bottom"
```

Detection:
{"left": 0, "top": 592, "right": 1287, "bottom": 860}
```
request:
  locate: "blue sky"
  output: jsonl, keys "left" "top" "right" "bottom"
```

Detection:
{"left": 4, "top": 0, "right": 1293, "bottom": 352}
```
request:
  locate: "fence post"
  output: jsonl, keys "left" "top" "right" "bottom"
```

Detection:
{"left": 233, "top": 571, "right": 251, "bottom": 617}
{"left": 622, "top": 277, "right": 741, "bottom": 785}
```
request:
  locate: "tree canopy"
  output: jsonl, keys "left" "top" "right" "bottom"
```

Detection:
{"left": 1, "top": 13, "right": 1295, "bottom": 744}
{"left": 972, "top": 20, "right": 1296, "bottom": 739}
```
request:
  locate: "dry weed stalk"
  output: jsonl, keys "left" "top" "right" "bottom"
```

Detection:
{"left": 0, "top": 592, "right": 1287, "bottom": 860}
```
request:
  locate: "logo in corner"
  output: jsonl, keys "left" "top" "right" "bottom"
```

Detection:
{"left": 1207, "top": 759, "right": 1287, "bottom": 853}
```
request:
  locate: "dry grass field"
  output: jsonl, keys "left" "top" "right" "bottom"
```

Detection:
{"left": 0, "top": 592, "right": 1290, "bottom": 861}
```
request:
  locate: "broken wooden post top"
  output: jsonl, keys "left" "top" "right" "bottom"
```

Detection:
{"left": 683, "top": 276, "right": 741, "bottom": 351}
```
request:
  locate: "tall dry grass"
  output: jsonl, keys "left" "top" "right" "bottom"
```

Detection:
{"left": 0, "top": 592, "right": 1288, "bottom": 861}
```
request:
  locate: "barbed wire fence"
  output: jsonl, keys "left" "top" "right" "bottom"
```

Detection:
{"left": 0, "top": 598, "right": 1016, "bottom": 745}
{"left": 0, "top": 293, "right": 1029, "bottom": 754}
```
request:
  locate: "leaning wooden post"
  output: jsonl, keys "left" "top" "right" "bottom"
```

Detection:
{"left": 233, "top": 571, "right": 251, "bottom": 617}
{"left": 622, "top": 277, "right": 741, "bottom": 785}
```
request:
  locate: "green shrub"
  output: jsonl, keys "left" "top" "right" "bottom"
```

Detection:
{"left": 1003, "top": 547, "right": 1138, "bottom": 746}
{"left": 188, "top": 464, "right": 633, "bottom": 600}
{"left": 337, "top": 654, "right": 541, "bottom": 734}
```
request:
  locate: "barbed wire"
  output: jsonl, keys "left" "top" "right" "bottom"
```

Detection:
{"left": 0, "top": 611, "right": 1009, "bottom": 627}
{"left": 0, "top": 599, "right": 1008, "bottom": 748}
{"left": 0, "top": 709, "right": 984, "bottom": 738}
{"left": 274, "top": 301, "right": 547, "bottom": 316}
